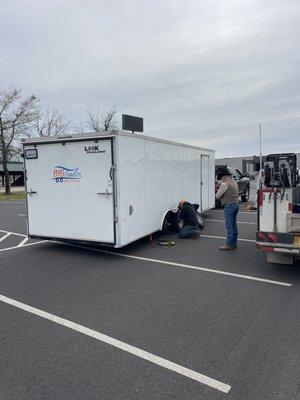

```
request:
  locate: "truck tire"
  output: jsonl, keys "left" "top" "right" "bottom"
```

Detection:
{"left": 241, "top": 187, "right": 250, "bottom": 202}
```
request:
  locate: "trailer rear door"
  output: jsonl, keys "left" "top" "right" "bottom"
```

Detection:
{"left": 24, "top": 138, "right": 115, "bottom": 244}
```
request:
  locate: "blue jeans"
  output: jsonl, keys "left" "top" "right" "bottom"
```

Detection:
{"left": 179, "top": 225, "right": 199, "bottom": 239}
{"left": 224, "top": 203, "right": 239, "bottom": 246}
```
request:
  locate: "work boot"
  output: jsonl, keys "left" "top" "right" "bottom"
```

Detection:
{"left": 192, "top": 231, "right": 200, "bottom": 239}
{"left": 219, "top": 245, "right": 237, "bottom": 251}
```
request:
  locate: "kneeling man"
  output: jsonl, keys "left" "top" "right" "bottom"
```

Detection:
{"left": 178, "top": 200, "right": 200, "bottom": 239}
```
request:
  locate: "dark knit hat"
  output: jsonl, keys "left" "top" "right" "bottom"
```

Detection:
{"left": 217, "top": 168, "right": 231, "bottom": 179}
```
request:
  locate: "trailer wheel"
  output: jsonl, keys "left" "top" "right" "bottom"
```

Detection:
{"left": 177, "top": 219, "right": 184, "bottom": 231}
{"left": 165, "top": 206, "right": 204, "bottom": 233}
{"left": 197, "top": 212, "right": 204, "bottom": 229}
{"left": 162, "top": 211, "right": 179, "bottom": 233}
{"left": 162, "top": 216, "right": 172, "bottom": 233}
{"left": 175, "top": 214, "right": 203, "bottom": 232}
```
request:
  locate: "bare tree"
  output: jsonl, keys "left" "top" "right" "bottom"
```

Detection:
{"left": 73, "top": 122, "right": 85, "bottom": 135}
{"left": 33, "top": 109, "right": 71, "bottom": 137}
{"left": 86, "top": 104, "right": 118, "bottom": 133}
{"left": 0, "top": 86, "right": 38, "bottom": 194}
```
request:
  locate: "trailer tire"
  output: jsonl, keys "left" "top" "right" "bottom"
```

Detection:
{"left": 162, "top": 218, "right": 170, "bottom": 233}
{"left": 164, "top": 205, "right": 204, "bottom": 233}
{"left": 162, "top": 211, "right": 180, "bottom": 233}
{"left": 175, "top": 213, "right": 204, "bottom": 232}
{"left": 197, "top": 212, "right": 204, "bottom": 229}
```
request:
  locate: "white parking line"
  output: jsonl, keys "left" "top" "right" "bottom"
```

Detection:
{"left": 56, "top": 242, "right": 292, "bottom": 287}
{"left": 0, "top": 241, "right": 47, "bottom": 253}
{"left": 17, "top": 237, "right": 29, "bottom": 247}
{"left": 205, "top": 219, "right": 256, "bottom": 225}
{"left": 0, "top": 233, "right": 11, "bottom": 242}
{"left": 210, "top": 210, "right": 256, "bottom": 215}
{"left": 0, "top": 229, "right": 26, "bottom": 237}
{"left": 0, "top": 293, "right": 231, "bottom": 393}
{"left": 0, "top": 230, "right": 46, "bottom": 252}
{"left": 201, "top": 234, "right": 255, "bottom": 243}
{"left": 0, "top": 230, "right": 290, "bottom": 286}
{"left": 18, "top": 214, "right": 26, "bottom": 217}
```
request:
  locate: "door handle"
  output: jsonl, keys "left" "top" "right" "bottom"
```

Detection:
{"left": 97, "top": 189, "right": 112, "bottom": 198}
{"left": 26, "top": 189, "right": 37, "bottom": 195}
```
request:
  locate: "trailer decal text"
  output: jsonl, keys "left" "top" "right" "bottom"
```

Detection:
{"left": 84, "top": 145, "right": 106, "bottom": 154}
{"left": 52, "top": 166, "right": 82, "bottom": 183}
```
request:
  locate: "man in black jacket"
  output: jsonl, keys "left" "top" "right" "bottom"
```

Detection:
{"left": 178, "top": 200, "right": 200, "bottom": 239}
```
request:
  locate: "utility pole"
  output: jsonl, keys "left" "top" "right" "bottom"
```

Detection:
{"left": 259, "top": 123, "right": 262, "bottom": 171}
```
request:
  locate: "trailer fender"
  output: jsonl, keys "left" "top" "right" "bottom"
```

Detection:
{"left": 161, "top": 208, "right": 178, "bottom": 233}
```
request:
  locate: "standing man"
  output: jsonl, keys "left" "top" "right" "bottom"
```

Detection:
{"left": 178, "top": 200, "right": 200, "bottom": 239}
{"left": 215, "top": 169, "right": 239, "bottom": 250}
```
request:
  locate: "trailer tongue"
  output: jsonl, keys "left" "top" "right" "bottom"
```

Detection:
{"left": 256, "top": 153, "right": 300, "bottom": 265}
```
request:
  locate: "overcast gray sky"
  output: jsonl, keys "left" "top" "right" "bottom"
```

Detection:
{"left": 1, "top": 0, "right": 299, "bottom": 158}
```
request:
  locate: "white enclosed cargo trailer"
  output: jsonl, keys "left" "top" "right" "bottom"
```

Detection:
{"left": 22, "top": 131, "right": 215, "bottom": 248}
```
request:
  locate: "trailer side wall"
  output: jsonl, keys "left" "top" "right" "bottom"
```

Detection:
{"left": 116, "top": 135, "right": 214, "bottom": 247}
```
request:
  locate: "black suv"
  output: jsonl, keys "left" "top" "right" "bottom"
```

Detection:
{"left": 215, "top": 165, "right": 250, "bottom": 206}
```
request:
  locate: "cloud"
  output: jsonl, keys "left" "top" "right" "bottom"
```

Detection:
{"left": 0, "top": 0, "right": 299, "bottom": 158}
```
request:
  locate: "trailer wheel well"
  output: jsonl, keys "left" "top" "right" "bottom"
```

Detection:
{"left": 161, "top": 207, "right": 204, "bottom": 233}
{"left": 161, "top": 209, "right": 178, "bottom": 233}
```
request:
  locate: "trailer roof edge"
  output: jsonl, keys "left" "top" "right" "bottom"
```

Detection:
{"left": 21, "top": 130, "right": 215, "bottom": 153}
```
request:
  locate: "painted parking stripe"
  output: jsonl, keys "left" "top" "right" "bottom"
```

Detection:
{"left": 201, "top": 234, "right": 255, "bottom": 243}
{"left": 18, "top": 214, "right": 26, "bottom": 217}
{"left": 205, "top": 219, "right": 256, "bottom": 225}
{"left": 0, "top": 241, "right": 47, "bottom": 253}
{"left": 0, "top": 229, "right": 26, "bottom": 237}
{"left": 0, "top": 230, "right": 46, "bottom": 252}
{"left": 0, "top": 232, "right": 290, "bottom": 286}
{"left": 0, "top": 233, "right": 11, "bottom": 242}
{"left": 0, "top": 293, "right": 231, "bottom": 393}
{"left": 56, "top": 242, "right": 292, "bottom": 287}
{"left": 17, "top": 237, "right": 29, "bottom": 247}
{"left": 0, "top": 231, "right": 291, "bottom": 286}
{"left": 0, "top": 229, "right": 255, "bottom": 248}
{"left": 210, "top": 210, "right": 256, "bottom": 215}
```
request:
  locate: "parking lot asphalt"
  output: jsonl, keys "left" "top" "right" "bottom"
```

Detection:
{"left": 0, "top": 200, "right": 299, "bottom": 400}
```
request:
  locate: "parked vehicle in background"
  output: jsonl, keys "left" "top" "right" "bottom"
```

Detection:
{"left": 215, "top": 165, "right": 250, "bottom": 207}
{"left": 256, "top": 153, "right": 300, "bottom": 265}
